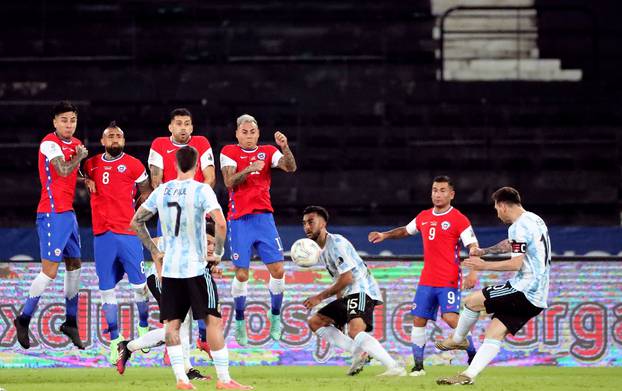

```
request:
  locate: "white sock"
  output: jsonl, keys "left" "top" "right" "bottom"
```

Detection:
{"left": 211, "top": 346, "right": 231, "bottom": 383}
{"left": 453, "top": 307, "right": 480, "bottom": 343}
{"left": 168, "top": 344, "right": 189, "bottom": 383}
{"left": 268, "top": 276, "right": 285, "bottom": 294}
{"left": 463, "top": 339, "right": 502, "bottom": 379}
{"left": 353, "top": 332, "right": 396, "bottom": 369}
{"left": 411, "top": 326, "right": 426, "bottom": 349}
{"left": 128, "top": 328, "right": 165, "bottom": 352}
{"left": 64, "top": 269, "right": 81, "bottom": 300}
{"left": 29, "top": 272, "right": 53, "bottom": 297}
{"left": 315, "top": 326, "right": 355, "bottom": 353}
{"left": 231, "top": 277, "right": 248, "bottom": 297}
{"left": 180, "top": 314, "right": 192, "bottom": 371}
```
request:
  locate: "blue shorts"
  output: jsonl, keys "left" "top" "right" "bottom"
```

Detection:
{"left": 411, "top": 285, "right": 461, "bottom": 321}
{"left": 228, "top": 213, "right": 283, "bottom": 269}
{"left": 36, "top": 211, "right": 81, "bottom": 262}
{"left": 94, "top": 231, "right": 146, "bottom": 290}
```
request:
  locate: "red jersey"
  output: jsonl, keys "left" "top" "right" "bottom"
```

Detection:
{"left": 147, "top": 136, "right": 214, "bottom": 183}
{"left": 406, "top": 206, "right": 477, "bottom": 288}
{"left": 219, "top": 144, "right": 283, "bottom": 220}
{"left": 84, "top": 153, "right": 147, "bottom": 236}
{"left": 37, "top": 132, "right": 83, "bottom": 213}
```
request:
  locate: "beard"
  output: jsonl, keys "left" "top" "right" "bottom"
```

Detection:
{"left": 105, "top": 145, "right": 123, "bottom": 157}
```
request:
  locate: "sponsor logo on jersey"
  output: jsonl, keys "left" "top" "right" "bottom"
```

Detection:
{"left": 166, "top": 149, "right": 176, "bottom": 153}
{"left": 337, "top": 257, "right": 344, "bottom": 266}
{"left": 257, "top": 152, "right": 266, "bottom": 160}
{"left": 441, "top": 221, "right": 451, "bottom": 230}
{"left": 117, "top": 164, "right": 127, "bottom": 173}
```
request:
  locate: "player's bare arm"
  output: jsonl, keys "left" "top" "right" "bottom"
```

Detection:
{"left": 275, "top": 131, "right": 297, "bottom": 172}
{"left": 303, "top": 270, "right": 354, "bottom": 309}
{"left": 368, "top": 226, "right": 410, "bottom": 244}
{"left": 470, "top": 239, "right": 511, "bottom": 256}
{"left": 222, "top": 164, "right": 260, "bottom": 188}
{"left": 463, "top": 254, "right": 523, "bottom": 272}
{"left": 130, "top": 206, "right": 161, "bottom": 261}
{"left": 136, "top": 178, "right": 152, "bottom": 204}
{"left": 207, "top": 208, "right": 227, "bottom": 264}
{"left": 202, "top": 166, "right": 216, "bottom": 188}
{"left": 149, "top": 164, "right": 163, "bottom": 189}
{"left": 463, "top": 243, "right": 480, "bottom": 289}
{"left": 50, "top": 145, "right": 88, "bottom": 177}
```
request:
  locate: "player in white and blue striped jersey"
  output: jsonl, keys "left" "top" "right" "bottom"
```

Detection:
{"left": 436, "top": 187, "right": 550, "bottom": 386}
{"left": 130, "top": 146, "right": 252, "bottom": 390}
{"left": 302, "top": 206, "right": 406, "bottom": 377}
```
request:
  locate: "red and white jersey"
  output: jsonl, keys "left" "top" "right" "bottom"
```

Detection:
{"left": 406, "top": 206, "right": 477, "bottom": 288}
{"left": 147, "top": 136, "right": 214, "bottom": 183}
{"left": 37, "top": 132, "right": 83, "bottom": 213}
{"left": 219, "top": 144, "right": 283, "bottom": 220}
{"left": 84, "top": 153, "right": 147, "bottom": 236}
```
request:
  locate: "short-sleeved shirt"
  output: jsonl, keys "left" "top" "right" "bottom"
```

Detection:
{"left": 84, "top": 153, "right": 147, "bottom": 236}
{"left": 148, "top": 136, "right": 214, "bottom": 184}
{"left": 318, "top": 233, "right": 383, "bottom": 303}
{"left": 37, "top": 132, "right": 83, "bottom": 213}
{"left": 142, "top": 179, "right": 221, "bottom": 278}
{"left": 508, "top": 211, "right": 551, "bottom": 308}
{"left": 219, "top": 144, "right": 283, "bottom": 220}
{"left": 406, "top": 207, "right": 477, "bottom": 288}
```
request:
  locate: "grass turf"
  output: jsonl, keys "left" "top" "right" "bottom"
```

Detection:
{"left": 0, "top": 366, "right": 619, "bottom": 391}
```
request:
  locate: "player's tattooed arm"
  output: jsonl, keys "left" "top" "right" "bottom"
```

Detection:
{"left": 275, "top": 131, "right": 297, "bottom": 172}
{"left": 137, "top": 179, "right": 152, "bottom": 204}
{"left": 130, "top": 207, "right": 160, "bottom": 258}
{"left": 222, "top": 165, "right": 255, "bottom": 188}
{"left": 149, "top": 165, "right": 163, "bottom": 189}
{"left": 50, "top": 145, "right": 88, "bottom": 177}
{"left": 472, "top": 239, "right": 511, "bottom": 256}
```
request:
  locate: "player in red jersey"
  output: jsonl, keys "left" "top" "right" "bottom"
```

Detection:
{"left": 148, "top": 108, "right": 215, "bottom": 189}
{"left": 368, "top": 176, "right": 479, "bottom": 376}
{"left": 83, "top": 122, "right": 153, "bottom": 364}
{"left": 14, "top": 101, "right": 88, "bottom": 350}
{"left": 147, "top": 108, "right": 215, "bottom": 358}
{"left": 220, "top": 114, "right": 297, "bottom": 345}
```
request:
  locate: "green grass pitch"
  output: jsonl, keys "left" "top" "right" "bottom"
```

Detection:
{"left": 1, "top": 366, "right": 619, "bottom": 391}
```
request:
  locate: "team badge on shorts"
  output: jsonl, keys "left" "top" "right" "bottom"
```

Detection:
{"left": 233, "top": 253, "right": 239, "bottom": 260}
{"left": 117, "top": 164, "right": 127, "bottom": 173}
{"left": 441, "top": 221, "right": 451, "bottom": 230}
{"left": 54, "top": 248, "right": 62, "bottom": 257}
{"left": 412, "top": 303, "right": 417, "bottom": 311}
{"left": 257, "top": 152, "right": 266, "bottom": 160}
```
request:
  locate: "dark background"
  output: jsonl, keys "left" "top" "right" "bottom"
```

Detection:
{"left": 1, "top": 0, "right": 620, "bottom": 228}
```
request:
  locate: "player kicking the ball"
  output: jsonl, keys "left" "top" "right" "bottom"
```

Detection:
{"left": 436, "top": 187, "right": 550, "bottom": 385}
{"left": 302, "top": 205, "right": 406, "bottom": 377}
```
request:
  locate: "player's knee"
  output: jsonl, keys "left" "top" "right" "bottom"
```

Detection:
{"left": 100, "top": 288, "right": 117, "bottom": 305}
{"left": 235, "top": 268, "right": 249, "bottom": 282}
{"left": 64, "top": 258, "right": 81, "bottom": 271}
{"left": 131, "top": 283, "right": 149, "bottom": 302}
{"left": 464, "top": 293, "right": 483, "bottom": 311}
{"left": 307, "top": 316, "right": 323, "bottom": 332}
{"left": 41, "top": 260, "right": 59, "bottom": 279}
{"left": 347, "top": 320, "right": 366, "bottom": 339}
{"left": 268, "top": 263, "right": 285, "bottom": 279}
{"left": 413, "top": 316, "right": 428, "bottom": 327}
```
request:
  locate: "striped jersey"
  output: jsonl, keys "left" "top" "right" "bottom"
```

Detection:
{"left": 508, "top": 211, "right": 551, "bottom": 308}
{"left": 142, "top": 179, "right": 221, "bottom": 278}
{"left": 319, "top": 233, "right": 383, "bottom": 303}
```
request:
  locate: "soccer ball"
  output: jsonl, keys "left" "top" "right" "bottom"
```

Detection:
{"left": 290, "top": 238, "right": 321, "bottom": 267}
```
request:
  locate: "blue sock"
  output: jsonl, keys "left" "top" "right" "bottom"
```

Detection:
{"left": 136, "top": 301, "right": 149, "bottom": 328}
{"left": 66, "top": 295, "right": 78, "bottom": 319}
{"left": 234, "top": 296, "right": 246, "bottom": 321}
{"left": 103, "top": 303, "right": 119, "bottom": 340}
{"left": 466, "top": 335, "right": 476, "bottom": 356}
{"left": 22, "top": 296, "right": 41, "bottom": 319}
{"left": 270, "top": 291, "right": 283, "bottom": 316}
{"left": 412, "top": 343, "right": 424, "bottom": 365}
{"left": 197, "top": 319, "right": 207, "bottom": 341}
